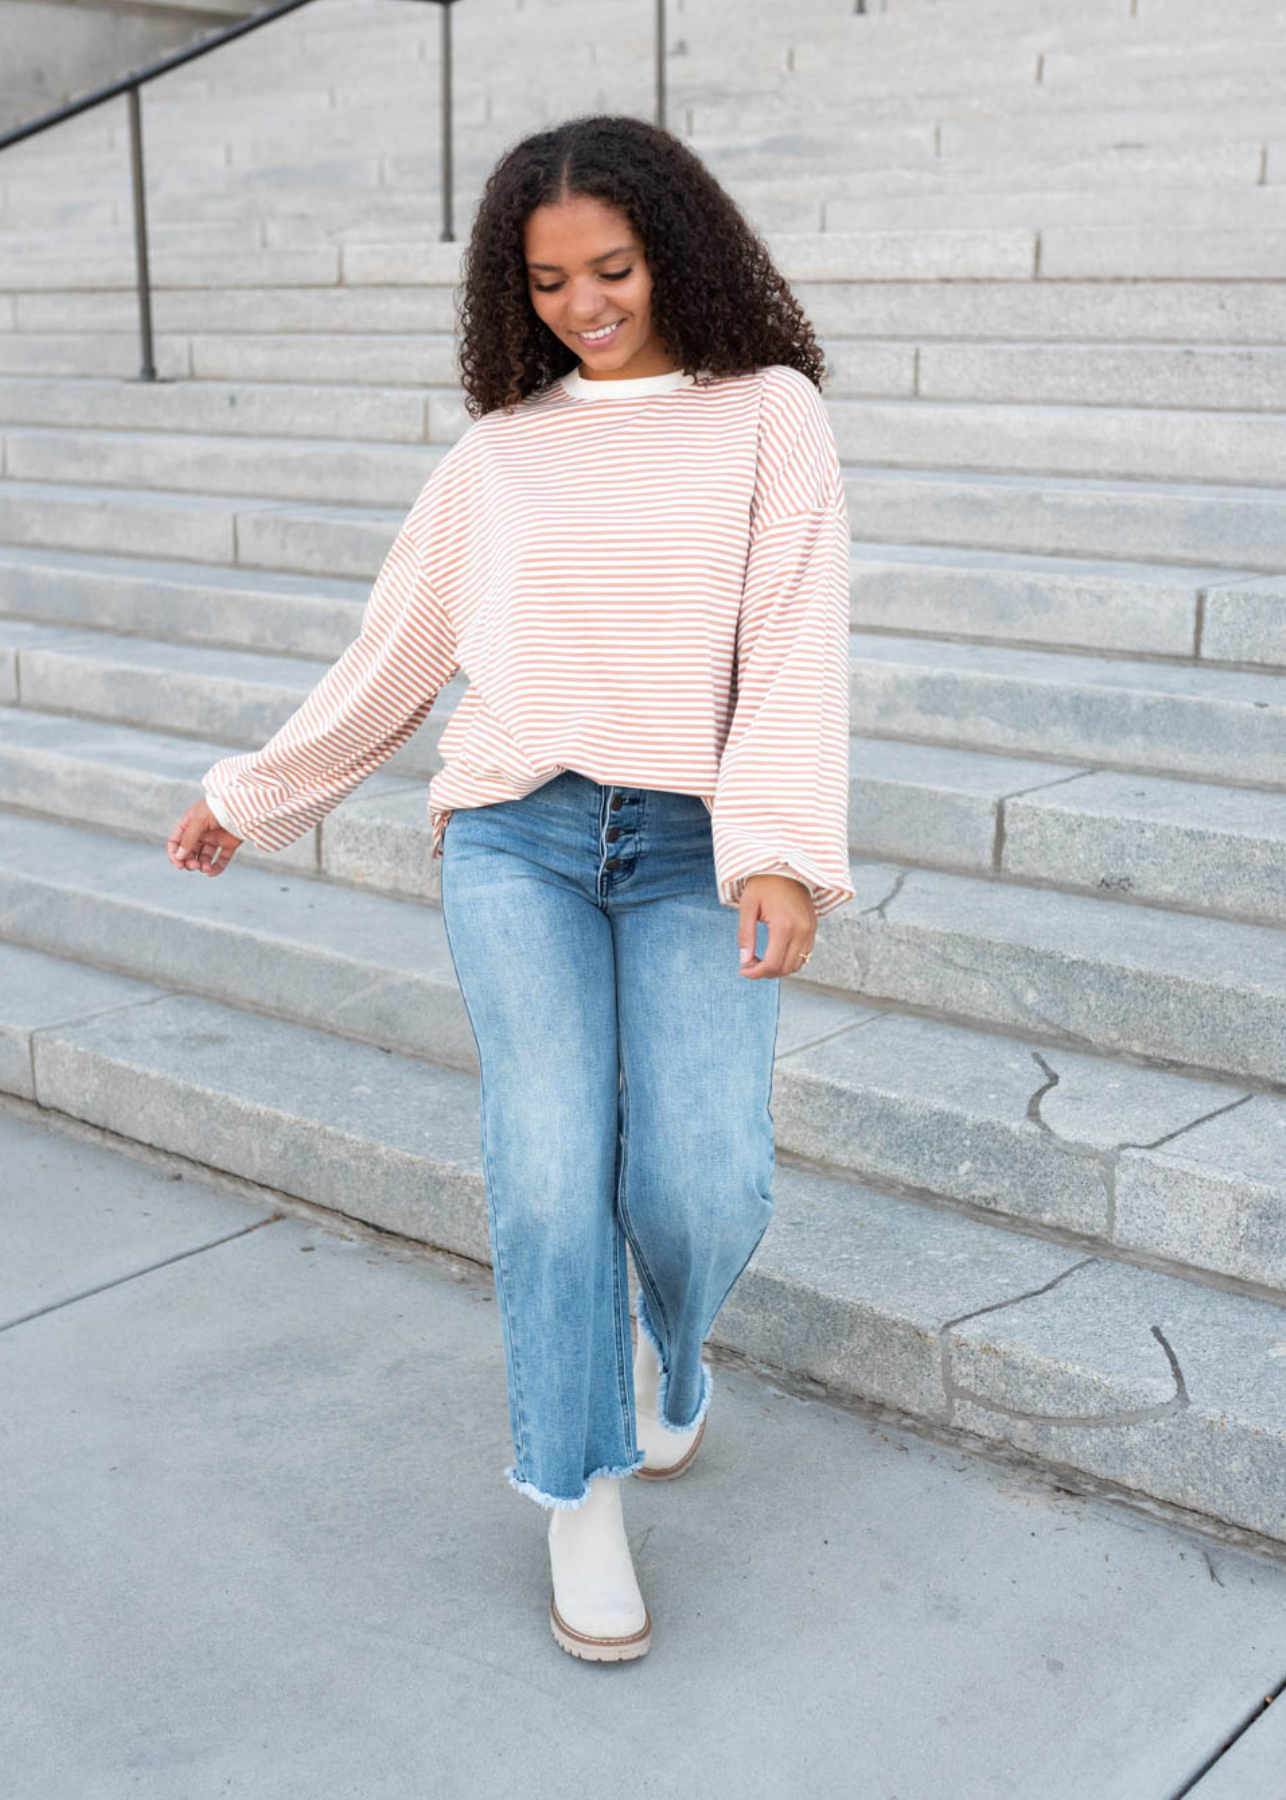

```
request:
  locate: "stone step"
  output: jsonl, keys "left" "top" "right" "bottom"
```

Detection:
{"left": 2, "top": 803, "right": 1282, "bottom": 1292}
{"left": 1015, "top": 768, "right": 1286, "bottom": 926}
{"left": 776, "top": 67, "right": 1286, "bottom": 129}
{"left": 788, "top": 18, "right": 1286, "bottom": 80}
{"left": 0, "top": 479, "right": 340, "bottom": 568}
{"left": 30, "top": 56, "right": 1279, "bottom": 169}
{"left": 693, "top": 137, "right": 1269, "bottom": 195}
{"left": 686, "top": 102, "right": 1286, "bottom": 170}
{"left": 12, "top": 415, "right": 1286, "bottom": 550}
{"left": 817, "top": 858, "right": 1286, "bottom": 1088}
{"left": 6, "top": 600, "right": 1283, "bottom": 791}
{"left": 0, "top": 221, "right": 266, "bottom": 261}
{"left": 0, "top": 705, "right": 418, "bottom": 876}
{"left": 3, "top": 934, "right": 1283, "bottom": 1546}
{"left": 824, "top": 185, "right": 1286, "bottom": 232}
{"left": 3, "top": 535, "right": 1274, "bottom": 672}
{"left": 0, "top": 248, "right": 343, "bottom": 293}
{"left": 0, "top": 333, "right": 189, "bottom": 381}
{"left": 5, "top": 456, "right": 1285, "bottom": 577}
{"left": 355, "top": 222, "right": 1286, "bottom": 289}
{"left": 8, "top": 279, "right": 1286, "bottom": 345}
{"left": 5, "top": 679, "right": 1283, "bottom": 927}
{"left": 0, "top": 137, "right": 1270, "bottom": 237}
{"left": 76, "top": 65, "right": 1286, "bottom": 152}
{"left": 0, "top": 622, "right": 451, "bottom": 778}
{"left": 1, "top": 678, "right": 1283, "bottom": 1081}
{"left": 8, "top": 377, "right": 1286, "bottom": 486}
{"left": 935, "top": 104, "right": 1286, "bottom": 164}
{"left": 846, "top": 542, "right": 1282, "bottom": 668}
{"left": 841, "top": 467, "right": 1286, "bottom": 570}
{"left": 0, "top": 226, "right": 1042, "bottom": 288}
{"left": 2, "top": 428, "right": 432, "bottom": 511}
{"left": 827, "top": 398, "right": 1286, "bottom": 488}
{"left": 1040, "top": 33, "right": 1286, "bottom": 88}
{"left": 903, "top": 343, "right": 1286, "bottom": 413}
{"left": 0, "top": 543, "right": 371, "bottom": 656}
{"left": 6, "top": 336, "right": 1286, "bottom": 420}
{"left": 848, "top": 631, "right": 1286, "bottom": 786}
{"left": 0, "top": 374, "right": 437, "bottom": 444}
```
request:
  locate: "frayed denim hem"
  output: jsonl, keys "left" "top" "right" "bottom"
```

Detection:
{"left": 635, "top": 1287, "right": 714, "bottom": 1435}
{"left": 504, "top": 1450, "right": 648, "bottom": 1512}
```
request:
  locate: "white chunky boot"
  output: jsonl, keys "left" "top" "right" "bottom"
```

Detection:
{"left": 633, "top": 1322, "right": 708, "bottom": 1481}
{"left": 547, "top": 1476, "right": 652, "bottom": 1661}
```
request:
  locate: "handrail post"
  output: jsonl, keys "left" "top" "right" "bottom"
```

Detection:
{"left": 126, "top": 83, "right": 157, "bottom": 381}
{"left": 655, "top": 0, "right": 665, "bottom": 129}
{"left": 439, "top": 0, "right": 454, "bottom": 242}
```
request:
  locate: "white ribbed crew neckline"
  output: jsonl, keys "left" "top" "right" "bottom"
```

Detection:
{"left": 558, "top": 364, "right": 698, "bottom": 401}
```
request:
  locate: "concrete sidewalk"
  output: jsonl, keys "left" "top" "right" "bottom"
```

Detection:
{"left": 3, "top": 1098, "right": 1285, "bottom": 1800}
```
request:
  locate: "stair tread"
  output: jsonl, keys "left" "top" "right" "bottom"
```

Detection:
{"left": 2, "top": 800, "right": 1282, "bottom": 1008}
{"left": 4, "top": 934, "right": 1284, "bottom": 1542}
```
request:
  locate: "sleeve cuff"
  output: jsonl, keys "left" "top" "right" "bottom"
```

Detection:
{"left": 716, "top": 853, "right": 856, "bottom": 919}
{"left": 203, "top": 789, "right": 241, "bottom": 834}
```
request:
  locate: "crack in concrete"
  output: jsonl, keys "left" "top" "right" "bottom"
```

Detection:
{"left": 858, "top": 867, "right": 908, "bottom": 921}
{"left": 940, "top": 1255, "right": 1097, "bottom": 1338}
{"left": 946, "top": 1382, "right": 1187, "bottom": 1430}
{"left": 1115, "top": 1089, "right": 1256, "bottom": 1157}
{"left": 1025, "top": 1049, "right": 1061, "bottom": 1131}
{"left": 993, "top": 767, "right": 1095, "bottom": 871}
{"left": 1151, "top": 1323, "right": 1189, "bottom": 1407}
{"left": 1024, "top": 1048, "right": 1116, "bottom": 1233}
{"left": 903, "top": 934, "right": 1103, "bottom": 1051}
{"left": 939, "top": 1260, "right": 1190, "bottom": 1428}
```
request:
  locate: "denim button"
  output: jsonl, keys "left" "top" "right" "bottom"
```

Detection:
{"left": 606, "top": 827, "right": 621, "bottom": 843}
{"left": 610, "top": 795, "right": 624, "bottom": 810}
{"left": 604, "top": 857, "right": 622, "bottom": 870}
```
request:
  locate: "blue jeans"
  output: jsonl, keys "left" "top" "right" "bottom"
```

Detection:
{"left": 439, "top": 769, "right": 782, "bottom": 1510}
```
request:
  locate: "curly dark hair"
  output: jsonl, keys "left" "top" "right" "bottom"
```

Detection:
{"left": 452, "top": 111, "right": 828, "bottom": 419}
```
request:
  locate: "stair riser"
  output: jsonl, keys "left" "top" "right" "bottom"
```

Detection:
{"left": 6, "top": 463, "right": 1286, "bottom": 573}
{"left": 0, "top": 380, "right": 429, "bottom": 444}
{"left": 5, "top": 431, "right": 432, "bottom": 512}
{"left": 6, "top": 980, "right": 1280, "bottom": 1545}
{"left": 843, "top": 473, "right": 1286, "bottom": 571}
{"left": 10, "top": 397, "right": 1286, "bottom": 490}
{"left": 806, "top": 899, "right": 1286, "bottom": 1088}
{"left": 4, "top": 844, "right": 1278, "bottom": 1295}
{"left": 9, "top": 281, "right": 1286, "bottom": 344}
{"left": 773, "top": 1066, "right": 1286, "bottom": 1296}
{"left": 850, "top": 665, "right": 1286, "bottom": 785}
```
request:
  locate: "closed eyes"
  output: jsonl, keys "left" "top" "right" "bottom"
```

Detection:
{"left": 532, "top": 267, "right": 634, "bottom": 293}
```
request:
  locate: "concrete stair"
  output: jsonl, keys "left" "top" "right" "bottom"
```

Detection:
{"left": 3, "top": 0, "right": 1285, "bottom": 1547}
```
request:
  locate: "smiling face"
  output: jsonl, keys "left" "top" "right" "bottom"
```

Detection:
{"left": 523, "top": 192, "right": 678, "bottom": 381}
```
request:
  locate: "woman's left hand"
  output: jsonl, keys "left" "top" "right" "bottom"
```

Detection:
{"left": 737, "top": 873, "right": 817, "bottom": 979}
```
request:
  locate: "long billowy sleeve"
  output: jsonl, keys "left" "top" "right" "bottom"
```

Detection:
{"left": 201, "top": 502, "right": 459, "bottom": 852}
{"left": 711, "top": 368, "right": 855, "bottom": 918}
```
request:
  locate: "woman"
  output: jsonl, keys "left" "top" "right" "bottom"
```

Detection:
{"left": 166, "top": 112, "right": 854, "bottom": 1664}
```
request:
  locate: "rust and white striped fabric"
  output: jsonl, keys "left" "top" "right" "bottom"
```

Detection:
{"left": 203, "top": 361, "right": 855, "bottom": 916}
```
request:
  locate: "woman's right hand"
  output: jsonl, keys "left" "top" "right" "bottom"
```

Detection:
{"left": 167, "top": 797, "right": 243, "bottom": 877}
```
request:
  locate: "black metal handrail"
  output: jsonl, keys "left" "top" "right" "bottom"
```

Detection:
{"left": 0, "top": 0, "right": 669, "bottom": 381}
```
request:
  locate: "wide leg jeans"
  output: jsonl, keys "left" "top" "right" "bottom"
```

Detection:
{"left": 439, "top": 769, "right": 782, "bottom": 1510}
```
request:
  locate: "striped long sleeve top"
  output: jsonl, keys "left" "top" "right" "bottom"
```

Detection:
{"left": 202, "top": 360, "right": 855, "bottom": 916}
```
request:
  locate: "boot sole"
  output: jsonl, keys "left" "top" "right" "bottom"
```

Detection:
{"left": 550, "top": 1595, "right": 652, "bottom": 1661}
{"left": 634, "top": 1411, "right": 706, "bottom": 1481}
